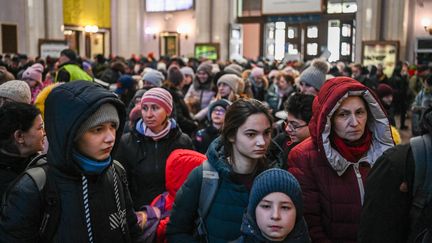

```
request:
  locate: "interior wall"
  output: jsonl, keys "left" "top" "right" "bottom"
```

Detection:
{"left": 242, "top": 23, "right": 260, "bottom": 59}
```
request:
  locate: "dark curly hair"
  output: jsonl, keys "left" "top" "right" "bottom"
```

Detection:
{"left": 285, "top": 93, "right": 315, "bottom": 123}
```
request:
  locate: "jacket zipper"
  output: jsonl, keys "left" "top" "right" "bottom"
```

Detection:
{"left": 155, "top": 141, "right": 159, "bottom": 170}
{"left": 353, "top": 163, "right": 365, "bottom": 205}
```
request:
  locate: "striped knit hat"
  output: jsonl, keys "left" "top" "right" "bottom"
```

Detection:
{"left": 140, "top": 87, "right": 173, "bottom": 115}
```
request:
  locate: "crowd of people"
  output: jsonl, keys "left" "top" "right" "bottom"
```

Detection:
{"left": 0, "top": 48, "right": 431, "bottom": 242}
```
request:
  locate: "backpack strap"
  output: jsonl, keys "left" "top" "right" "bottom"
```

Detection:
{"left": 410, "top": 134, "right": 432, "bottom": 233}
{"left": 196, "top": 160, "right": 219, "bottom": 239}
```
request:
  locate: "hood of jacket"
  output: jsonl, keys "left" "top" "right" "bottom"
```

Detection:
{"left": 44, "top": 81, "right": 126, "bottom": 175}
{"left": 165, "top": 149, "right": 206, "bottom": 199}
{"left": 309, "top": 77, "right": 394, "bottom": 175}
{"left": 205, "top": 136, "right": 233, "bottom": 178}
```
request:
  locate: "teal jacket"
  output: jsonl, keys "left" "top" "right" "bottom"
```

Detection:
{"left": 166, "top": 138, "right": 261, "bottom": 243}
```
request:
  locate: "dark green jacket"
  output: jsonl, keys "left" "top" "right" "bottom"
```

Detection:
{"left": 166, "top": 138, "right": 257, "bottom": 243}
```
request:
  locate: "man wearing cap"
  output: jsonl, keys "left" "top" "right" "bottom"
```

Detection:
{"left": 55, "top": 48, "right": 93, "bottom": 83}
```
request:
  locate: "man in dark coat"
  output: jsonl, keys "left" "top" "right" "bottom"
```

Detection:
{"left": 359, "top": 107, "right": 432, "bottom": 243}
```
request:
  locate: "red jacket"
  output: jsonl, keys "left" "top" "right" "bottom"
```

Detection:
{"left": 150, "top": 149, "right": 206, "bottom": 243}
{"left": 288, "top": 77, "right": 394, "bottom": 242}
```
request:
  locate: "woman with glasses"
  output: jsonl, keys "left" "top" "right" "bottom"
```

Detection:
{"left": 288, "top": 77, "right": 394, "bottom": 242}
{"left": 268, "top": 93, "right": 314, "bottom": 169}
{"left": 193, "top": 99, "right": 231, "bottom": 154}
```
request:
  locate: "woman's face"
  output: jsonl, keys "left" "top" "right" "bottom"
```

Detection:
{"left": 276, "top": 77, "right": 290, "bottom": 90}
{"left": 196, "top": 71, "right": 209, "bottom": 83}
{"left": 211, "top": 105, "right": 226, "bottom": 126}
{"left": 255, "top": 192, "right": 297, "bottom": 241}
{"left": 76, "top": 122, "right": 116, "bottom": 161}
{"left": 19, "top": 114, "right": 45, "bottom": 156}
{"left": 332, "top": 96, "right": 368, "bottom": 142}
{"left": 230, "top": 113, "right": 272, "bottom": 162}
{"left": 141, "top": 102, "right": 168, "bottom": 133}
{"left": 285, "top": 113, "right": 310, "bottom": 143}
{"left": 218, "top": 83, "right": 232, "bottom": 98}
{"left": 184, "top": 74, "right": 193, "bottom": 85}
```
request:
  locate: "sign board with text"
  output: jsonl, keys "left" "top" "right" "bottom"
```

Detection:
{"left": 262, "top": 0, "right": 323, "bottom": 15}
{"left": 39, "top": 40, "right": 69, "bottom": 58}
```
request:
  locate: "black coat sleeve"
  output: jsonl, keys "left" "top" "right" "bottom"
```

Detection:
{"left": 0, "top": 174, "right": 43, "bottom": 242}
{"left": 358, "top": 144, "right": 415, "bottom": 243}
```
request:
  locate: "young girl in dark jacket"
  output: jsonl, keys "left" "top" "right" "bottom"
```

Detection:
{"left": 166, "top": 99, "right": 274, "bottom": 243}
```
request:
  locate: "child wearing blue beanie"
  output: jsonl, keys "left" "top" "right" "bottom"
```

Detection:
{"left": 237, "top": 168, "right": 310, "bottom": 242}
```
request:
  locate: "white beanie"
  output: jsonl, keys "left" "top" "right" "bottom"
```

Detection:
{"left": 0, "top": 80, "right": 32, "bottom": 104}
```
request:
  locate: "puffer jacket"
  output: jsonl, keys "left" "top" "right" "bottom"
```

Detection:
{"left": 0, "top": 151, "right": 33, "bottom": 198}
{"left": 166, "top": 138, "right": 264, "bottom": 243}
{"left": 0, "top": 81, "right": 141, "bottom": 242}
{"left": 114, "top": 120, "right": 193, "bottom": 208}
{"left": 287, "top": 77, "right": 394, "bottom": 243}
{"left": 149, "top": 149, "right": 206, "bottom": 243}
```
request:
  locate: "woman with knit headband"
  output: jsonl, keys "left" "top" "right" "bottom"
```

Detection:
{"left": 115, "top": 87, "right": 193, "bottom": 209}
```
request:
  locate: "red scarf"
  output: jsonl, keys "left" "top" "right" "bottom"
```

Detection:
{"left": 331, "top": 129, "right": 372, "bottom": 162}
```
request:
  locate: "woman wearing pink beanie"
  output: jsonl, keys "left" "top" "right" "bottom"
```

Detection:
{"left": 22, "top": 63, "right": 45, "bottom": 103}
{"left": 115, "top": 87, "right": 193, "bottom": 209}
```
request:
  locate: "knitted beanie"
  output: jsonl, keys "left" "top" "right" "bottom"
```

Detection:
{"left": 168, "top": 66, "right": 184, "bottom": 85}
{"left": 376, "top": 83, "right": 393, "bottom": 99}
{"left": 180, "top": 66, "right": 195, "bottom": 81}
{"left": 248, "top": 168, "right": 303, "bottom": 220}
{"left": 140, "top": 87, "right": 173, "bottom": 115}
{"left": 22, "top": 63, "right": 44, "bottom": 83}
{"left": 224, "top": 63, "right": 243, "bottom": 77}
{"left": 74, "top": 103, "right": 120, "bottom": 141}
{"left": 115, "top": 75, "right": 135, "bottom": 94}
{"left": 251, "top": 67, "right": 264, "bottom": 78}
{"left": 298, "top": 59, "right": 329, "bottom": 91}
{"left": 197, "top": 62, "right": 213, "bottom": 76}
{"left": 60, "top": 49, "right": 77, "bottom": 62}
{"left": 0, "top": 80, "right": 32, "bottom": 104}
{"left": 217, "top": 74, "right": 240, "bottom": 94}
{"left": 142, "top": 70, "right": 165, "bottom": 87}
{"left": 207, "top": 99, "right": 232, "bottom": 121}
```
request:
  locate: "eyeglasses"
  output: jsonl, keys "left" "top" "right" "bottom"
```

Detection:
{"left": 283, "top": 121, "right": 308, "bottom": 130}
{"left": 212, "top": 108, "right": 226, "bottom": 114}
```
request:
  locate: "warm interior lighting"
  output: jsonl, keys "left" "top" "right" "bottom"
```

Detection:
{"left": 422, "top": 18, "right": 432, "bottom": 35}
{"left": 84, "top": 25, "right": 99, "bottom": 33}
{"left": 145, "top": 26, "right": 157, "bottom": 39}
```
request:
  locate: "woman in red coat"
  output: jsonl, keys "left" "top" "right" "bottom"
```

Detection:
{"left": 287, "top": 77, "right": 394, "bottom": 242}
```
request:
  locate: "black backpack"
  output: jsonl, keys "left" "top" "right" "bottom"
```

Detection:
{"left": 0, "top": 154, "right": 61, "bottom": 243}
{"left": 194, "top": 160, "right": 220, "bottom": 242}
{"left": 2, "top": 154, "right": 128, "bottom": 242}
{"left": 409, "top": 134, "right": 432, "bottom": 242}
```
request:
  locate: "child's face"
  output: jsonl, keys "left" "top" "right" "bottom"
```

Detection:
{"left": 255, "top": 192, "right": 296, "bottom": 241}
{"left": 75, "top": 121, "right": 117, "bottom": 161}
